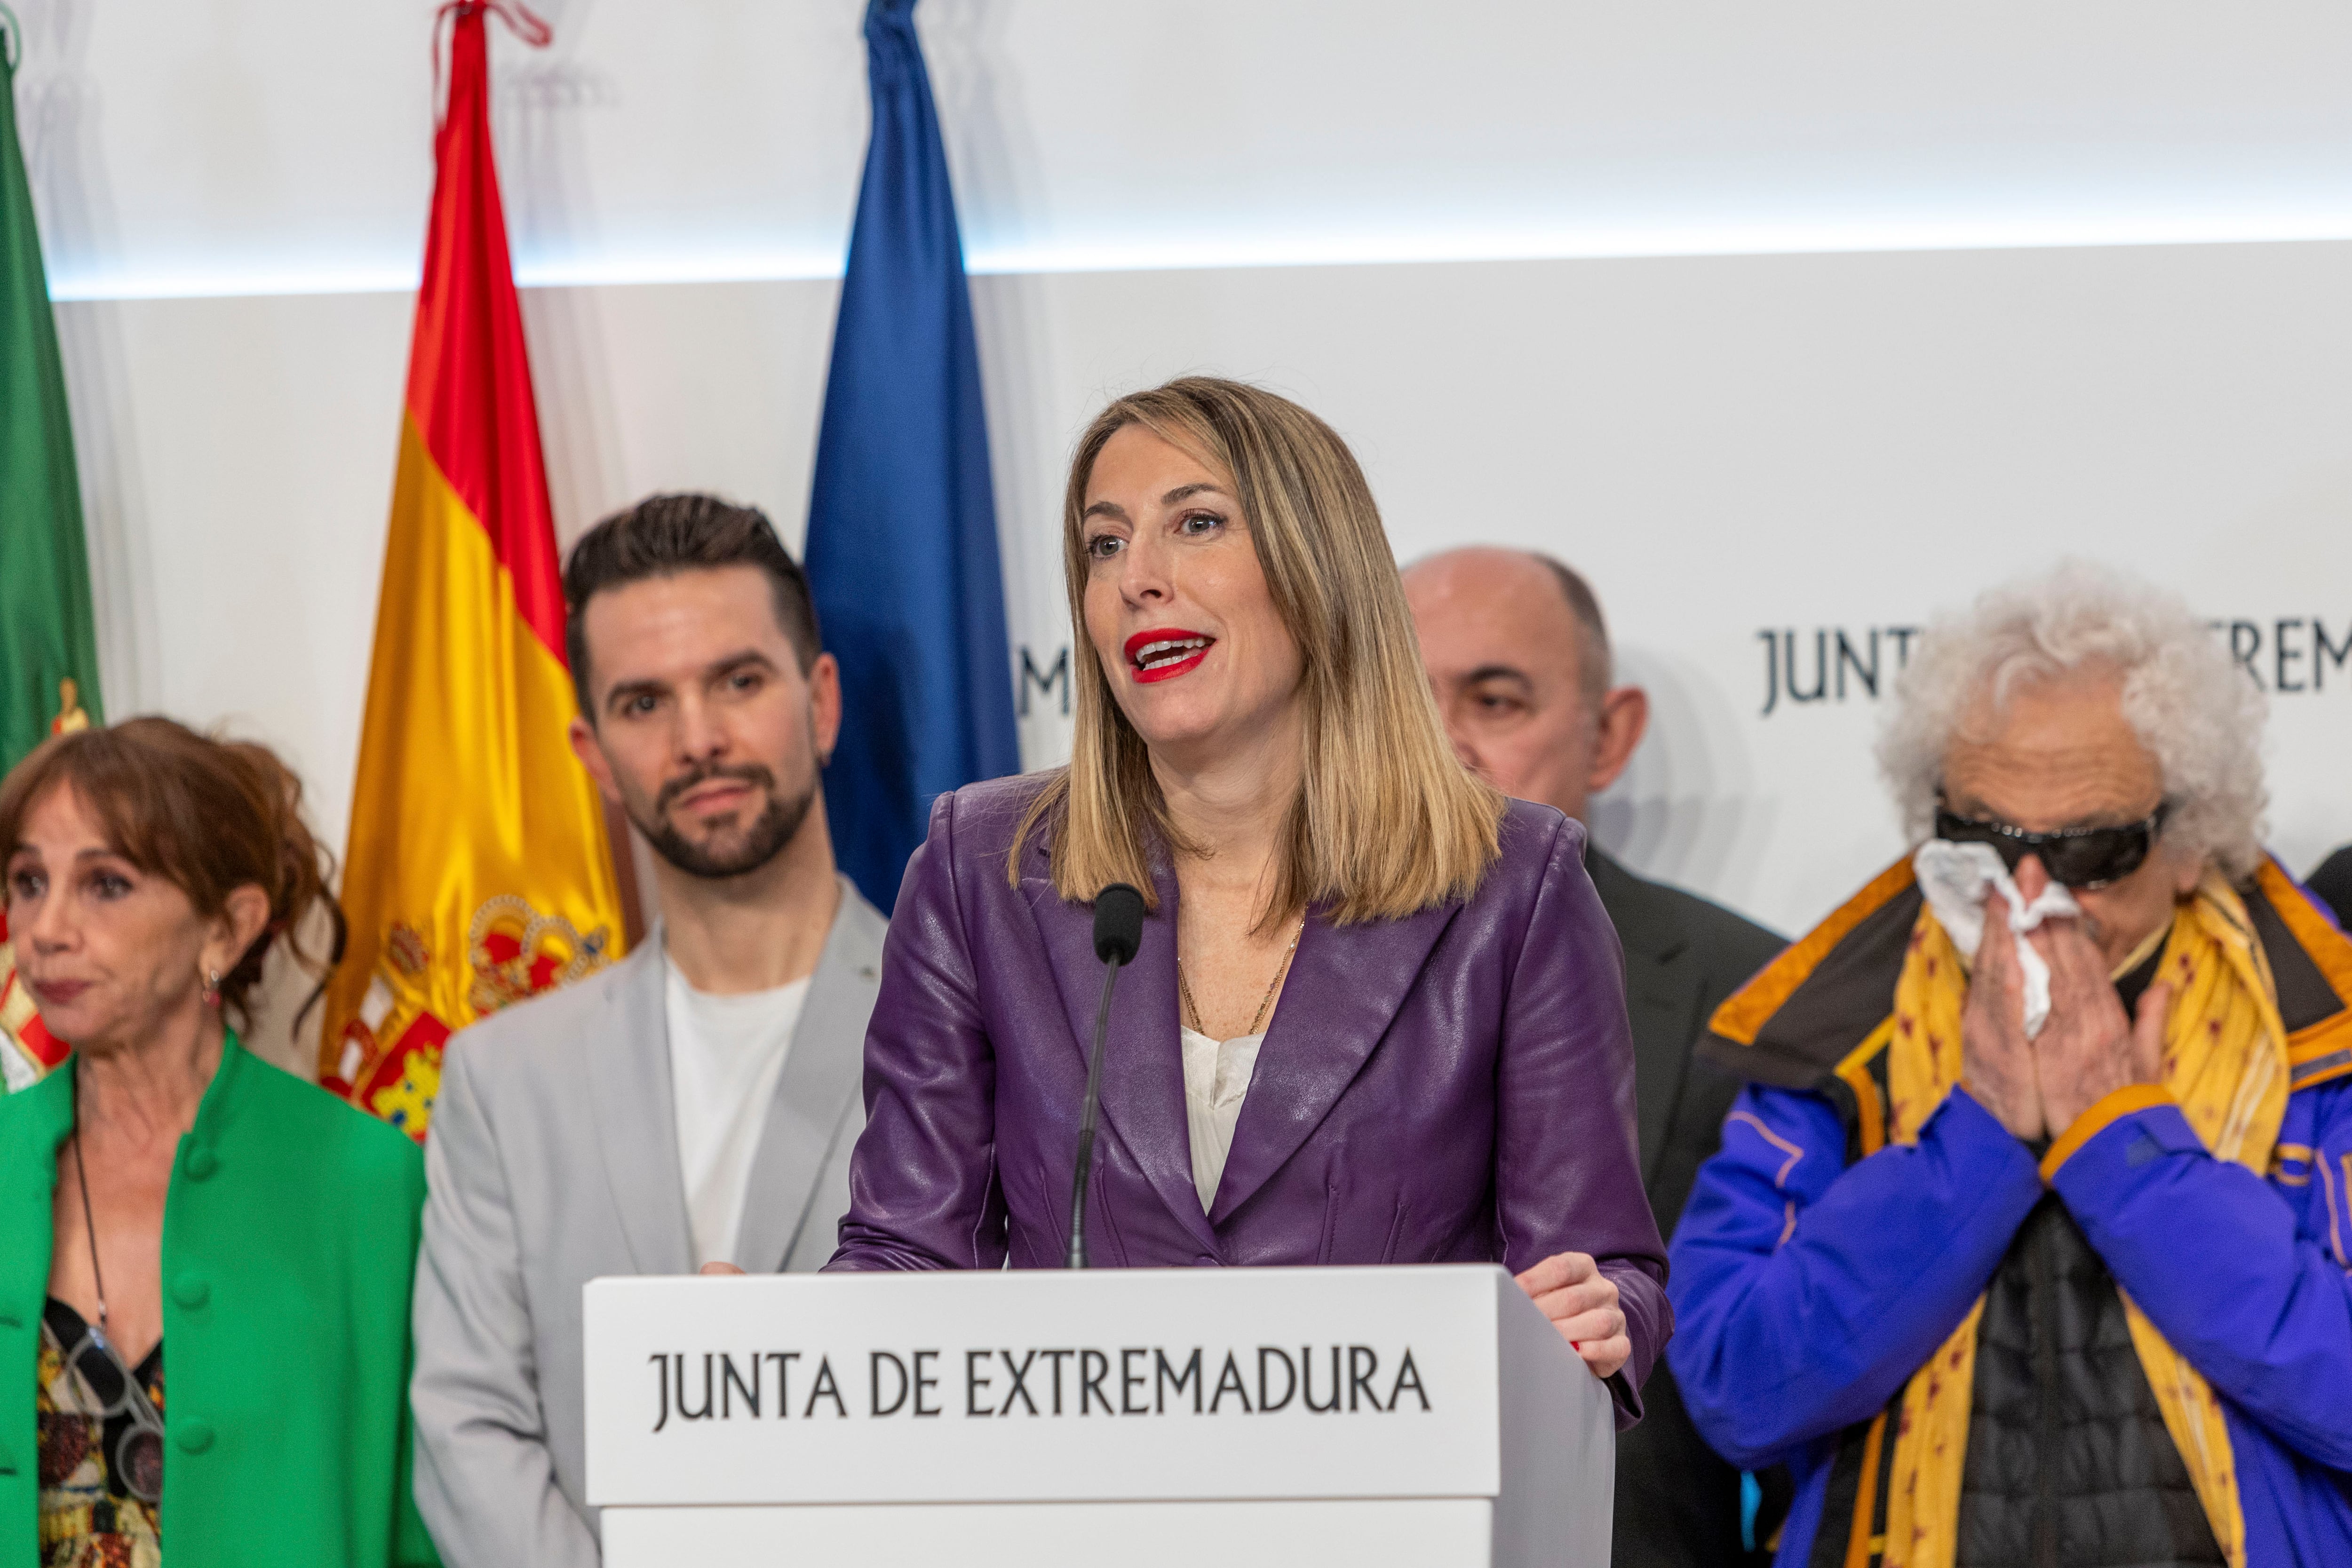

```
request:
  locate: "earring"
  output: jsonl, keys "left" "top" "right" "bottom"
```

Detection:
{"left": 202, "top": 969, "right": 222, "bottom": 1009}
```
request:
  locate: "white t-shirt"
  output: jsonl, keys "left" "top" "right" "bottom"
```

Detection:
{"left": 1179, "top": 1026, "right": 1264, "bottom": 1213}
{"left": 665, "top": 960, "right": 811, "bottom": 1269}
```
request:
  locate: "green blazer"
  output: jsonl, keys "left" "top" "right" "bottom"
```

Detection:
{"left": 0, "top": 1036, "right": 438, "bottom": 1567}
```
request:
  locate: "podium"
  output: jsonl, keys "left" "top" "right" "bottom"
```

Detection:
{"left": 583, "top": 1263, "right": 1613, "bottom": 1565}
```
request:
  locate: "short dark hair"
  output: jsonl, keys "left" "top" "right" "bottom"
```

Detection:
{"left": 562, "top": 494, "right": 821, "bottom": 719}
{"left": 1530, "top": 553, "right": 1613, "bottom": 708}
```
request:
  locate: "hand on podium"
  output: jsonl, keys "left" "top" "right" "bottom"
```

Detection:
{"left": 1514, "top": 1251, "right": 1628, "bottom": 1378}
{"left": 698, "top": 1262, "right": 747, "bottom": 1276}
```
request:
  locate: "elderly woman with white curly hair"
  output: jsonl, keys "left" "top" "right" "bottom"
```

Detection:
{"left": 1664, "top": 562, "right": 2352, "bottom": 1568}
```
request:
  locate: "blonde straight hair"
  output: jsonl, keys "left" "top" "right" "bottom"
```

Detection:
{"left": 1008, "top": 377, "right": 1504, "bottom": 926}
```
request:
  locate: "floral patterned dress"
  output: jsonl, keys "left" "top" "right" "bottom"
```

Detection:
{"left": 35, "top": 1299, "right": 162, "bottom": 1568}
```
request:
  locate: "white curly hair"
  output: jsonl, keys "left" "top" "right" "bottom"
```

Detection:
{"left": 1877, "top": 560, "right": 2267, "bottom": 881}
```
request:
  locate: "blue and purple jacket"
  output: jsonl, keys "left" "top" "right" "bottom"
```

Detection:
{"left": 1668, "top": 857, "right": 2352, "bottom": 1566}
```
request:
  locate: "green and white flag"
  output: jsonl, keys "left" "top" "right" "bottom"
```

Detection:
{"left": 0, "top": 11, "right": 102, "bottom": 775}
{"left": 0, "top": 12, "right": 98, "bottom": 1092}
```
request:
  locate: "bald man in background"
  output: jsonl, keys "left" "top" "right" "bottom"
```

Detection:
{"left": 1405, "top": 547, "right": 1785, "bottom": 1568}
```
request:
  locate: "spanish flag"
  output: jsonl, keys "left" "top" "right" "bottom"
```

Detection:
{"left": 320, "top": 1, "right": 626, "bottom": 1139}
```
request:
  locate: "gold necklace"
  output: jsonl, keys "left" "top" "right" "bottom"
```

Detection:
{"left": 1178, "top": 914, "right": 1306, "bottom": 1038}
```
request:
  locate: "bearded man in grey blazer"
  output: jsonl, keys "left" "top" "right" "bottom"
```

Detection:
{"left": 411, "top": 495, "right": 889, "bottom": 1567}
{"left": 1406, "top": 547, "right": 1786, "bottom": 1568}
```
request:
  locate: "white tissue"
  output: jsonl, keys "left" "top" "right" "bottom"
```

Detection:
{"left": 1912, "top": 839, "right": 2082, "bottom": 1039}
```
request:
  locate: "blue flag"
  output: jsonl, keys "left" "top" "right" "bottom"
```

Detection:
{"left": 806, "top": 0, "right": 1020, "bottom": 912}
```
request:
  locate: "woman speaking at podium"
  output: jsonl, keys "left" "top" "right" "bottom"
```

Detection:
{"left": 831, "top": 377, "right": 1667, "bottom": 1419}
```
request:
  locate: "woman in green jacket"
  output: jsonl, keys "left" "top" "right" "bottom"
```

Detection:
{"left": 0, "top": 718, "right": 437, "bottom": 1568}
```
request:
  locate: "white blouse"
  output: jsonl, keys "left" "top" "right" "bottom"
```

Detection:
{"left": 1179, "top": 1025, "right": 1265, "bottom": 1213}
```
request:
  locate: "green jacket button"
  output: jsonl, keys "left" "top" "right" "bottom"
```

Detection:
{"left": 0, "top": 1441, "right": 14, "bottom": 1475}
{"left": 0, "top": 1308, "right": 20, "bottom": 1329}
{"left": 171, "top": 1274, "right": 210, "bottom": 1309}
{"left": 184, "top": 1147, "right": 219, "bottom": 1180}
{"left": 175, "top": 1420, "right": 215, "bottom": 1454}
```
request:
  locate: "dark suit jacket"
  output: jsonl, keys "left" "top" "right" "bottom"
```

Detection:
{"left": 2310, "top": 845, "right": 2352, "bottom": 931}
{"left": 1588, "top": 849, "right": 1785, "bottom": 1568}
{"left": 831, "top": 772, "right": 1673, "bottom": 1425}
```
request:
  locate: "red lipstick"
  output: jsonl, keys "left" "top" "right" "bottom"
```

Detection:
{"left": 1123, "top": 628, "right": 1215, "bottom": 685}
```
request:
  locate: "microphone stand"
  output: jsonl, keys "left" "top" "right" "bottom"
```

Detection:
{"left": 1066, "top": 954, "right": 1125, "bottom": 1268}
{"left": 1068, "top": 883, "right": 1143, "bottom": 1268}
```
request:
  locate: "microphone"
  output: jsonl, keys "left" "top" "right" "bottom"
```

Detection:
{"left": 1068, "top": 882, "right": 1145, "bottom": 1269}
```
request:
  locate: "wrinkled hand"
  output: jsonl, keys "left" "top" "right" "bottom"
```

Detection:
{"left": 1516, "top": 1251, "right": 1629, "bottom": 1379}
{"left": 1960, "top": 886, "right": 2049, "bottom": 1140}
{"left": 2029, "top": 914, "right": 2169, "bottom": 1135}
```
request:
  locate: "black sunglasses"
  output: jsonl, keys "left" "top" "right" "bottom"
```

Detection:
{"left": 1933, "top": 800, "right": 2169, "bottom": 890}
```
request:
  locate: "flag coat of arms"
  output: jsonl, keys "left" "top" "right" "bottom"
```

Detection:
{"left": 320, "top": 1, "right": 626, "bottom": 1138}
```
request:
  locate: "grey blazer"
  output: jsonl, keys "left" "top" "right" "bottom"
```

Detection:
{"left": 410, "top": 878, "right": 887, "bottom": 1567}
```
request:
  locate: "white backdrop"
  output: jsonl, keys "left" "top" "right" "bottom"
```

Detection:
{"left": 21, "top": 0, "right": 2352, "bottom": 292}
{"left": 16, "top": 1, "right": 2352, "bottom": 1069}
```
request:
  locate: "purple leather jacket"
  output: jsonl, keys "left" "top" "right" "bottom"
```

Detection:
{"left": 830, "top": 772, "right": 1670, "bottom": 1423}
